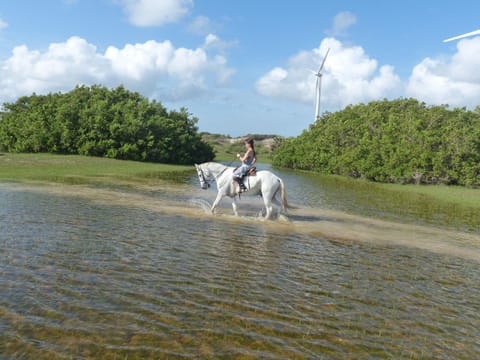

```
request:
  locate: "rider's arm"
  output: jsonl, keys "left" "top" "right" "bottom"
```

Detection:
{"left": 237, "top": 148, "right": 253, "bottom": 162}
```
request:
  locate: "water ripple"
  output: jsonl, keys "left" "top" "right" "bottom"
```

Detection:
{"left": 1, "top": 185, "right": 480, "bottom": 359}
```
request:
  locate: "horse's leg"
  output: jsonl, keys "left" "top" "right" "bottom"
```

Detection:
{"left": 263, "top": 197, "right": 273, "bottom": 220}
{"left": 231, "top": 197, "right": 239, "bottom": 216}
{"left": 211, "top": 192, "right": 223, "bottom": 214}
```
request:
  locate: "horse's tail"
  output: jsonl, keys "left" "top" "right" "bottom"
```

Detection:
{"left": 279, "top": 178, "right": 289, "bottom": 211}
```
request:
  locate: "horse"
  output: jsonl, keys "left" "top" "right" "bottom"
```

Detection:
{"left": 194, "top": 162, "right": 289, "bottom": 219}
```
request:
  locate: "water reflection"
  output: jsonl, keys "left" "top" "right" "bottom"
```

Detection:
{"left": 1, "top": 183, "right": 480, "bottom": 358}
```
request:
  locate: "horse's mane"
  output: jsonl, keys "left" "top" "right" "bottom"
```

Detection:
{"left": 204, "top": 161, "right": 231, "bottom": 170}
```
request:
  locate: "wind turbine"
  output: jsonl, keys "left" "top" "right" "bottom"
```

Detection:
{"left": 312, "top": 48, "right": 330, "bottom": 121}
{"left": 443, "top": 29, "right": 480, "bottom": 42}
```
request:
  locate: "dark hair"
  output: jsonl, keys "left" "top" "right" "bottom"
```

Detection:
{"left": 245, "top": 138, "right": 256, "bottom": 158}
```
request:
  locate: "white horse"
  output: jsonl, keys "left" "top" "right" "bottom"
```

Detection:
{"left": 194, "top": 162, "right": 289, "bottom": 219}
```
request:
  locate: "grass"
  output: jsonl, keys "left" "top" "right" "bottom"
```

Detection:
{"left": 0, "top": 153, "right": 193, "bottom": 185}
{"left": 1, "top": 152, "right": 478, "bottom": 211}
{"left": 377, "top": 181, "right": 480, "bottom": 209}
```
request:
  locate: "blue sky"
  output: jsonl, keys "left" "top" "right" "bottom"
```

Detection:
{"left": 0, "top": 0, "right": 479, "bottom": 136}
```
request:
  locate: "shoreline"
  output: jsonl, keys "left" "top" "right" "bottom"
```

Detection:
{"left": 1, "top": 152, "right": 479, "bottom": 211}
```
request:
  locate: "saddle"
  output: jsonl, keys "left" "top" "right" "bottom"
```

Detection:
{"left": 233, "top": 166, "right": 256, "bottom": 194}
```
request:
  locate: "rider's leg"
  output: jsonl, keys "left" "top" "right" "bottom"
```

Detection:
{"left": 233, "top": 165, "right": 248, "bottom": 192}
{"left": 238, "top": 176, "right": 247, "bottom": 191}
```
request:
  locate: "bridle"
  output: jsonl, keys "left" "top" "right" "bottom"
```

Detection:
{"left": 197, "top": 164, "right": 230, "bottom": 189}
{"left": 197, "top": 166, "right": 213, "bottom": 188}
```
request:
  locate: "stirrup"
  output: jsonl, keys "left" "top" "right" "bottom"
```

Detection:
{"left": 235, "top": 179, "right": 246, "bottom": 193}
{"left": 238, "top": 178, "right": 247, "bottom": 191}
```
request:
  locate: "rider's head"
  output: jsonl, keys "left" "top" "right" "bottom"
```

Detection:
{"left": 244, "top": 138, "right": 254, "bottom": 148}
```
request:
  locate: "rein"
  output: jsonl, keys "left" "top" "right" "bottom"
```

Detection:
{"left": 200, "top": 164, "right": 230, "bottom": 187}
{"left": 215, "top": 165, "right": 230, "bottom": 178}
{"left": 199, "top": 167, "right": 214, "bottom": 187}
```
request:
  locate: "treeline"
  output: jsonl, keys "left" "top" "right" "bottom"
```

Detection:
{"left": 0, "top": 85, "right": 214, "bottom": 164}
{"left": 272, "top": 98, "right": 480, "bottom": 186}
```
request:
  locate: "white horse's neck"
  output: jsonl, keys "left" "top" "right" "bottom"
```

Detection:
{"left": 205, "top": 162, "right": 230, "bottom": 176}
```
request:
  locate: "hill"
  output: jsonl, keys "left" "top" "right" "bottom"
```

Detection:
{"left": 201, "top": 133, "right": 278, "bottom": 162}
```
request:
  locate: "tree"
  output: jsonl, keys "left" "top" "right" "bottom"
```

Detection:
{"left": 272, "top": 98, "right": 480, "bottom": 186}
{"left": 0, "top": 85, "right": 215, "bottom": 164}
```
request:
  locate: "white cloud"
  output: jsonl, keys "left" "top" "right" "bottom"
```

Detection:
{"left": 119, "top": 0, "right": 193, "bottom": 27}
{"left": 203, "top": 33, "right": 238, "bottom": 52}
{"left": 330, "top": 11, "right": 356, "bottom": 36}
{"left": 0, "top": 18, "right": 8, "bottom": 29}
{"left": 407, "top": 37, "right": 480, "bottom": 107}
{"left": 188, "top": 15, "right": 212, "bottom": 35}
{"left": 2, "top": 37, "right": 109, "bottom": 98}
{"left": 0, "top": 35, "right": 235, "bottom": 103}
{"left": 255, "top": 37, "right": 403, "bottom": 110}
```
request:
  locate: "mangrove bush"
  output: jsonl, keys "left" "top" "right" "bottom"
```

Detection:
{"left": 272, "top": 98, "right": 480, "bottom": 186}
{"left": 0, "top": 85, "right": 215, "bottom": 164}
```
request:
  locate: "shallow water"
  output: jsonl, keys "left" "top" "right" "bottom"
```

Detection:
{"left": 1, "top": 168, "right": 479, "bottom": 359}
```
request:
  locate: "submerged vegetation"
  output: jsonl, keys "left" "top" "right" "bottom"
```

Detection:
{"left": 273, "top": 98, "right": 480, "bottom": 186}
{"left": 0, "top": 85, "right": 214, "bottom": 164}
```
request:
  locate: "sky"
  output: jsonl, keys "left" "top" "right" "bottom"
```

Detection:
{"left": 0, "top": 0, "right": 479, "bottom": 137}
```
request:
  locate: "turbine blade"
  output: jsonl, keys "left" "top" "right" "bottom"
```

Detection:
{"left": 443, "top": 29, "right": 480, "bottom": 42}
{"left": 318, "top": 48, "right": 330, "bottom": 72}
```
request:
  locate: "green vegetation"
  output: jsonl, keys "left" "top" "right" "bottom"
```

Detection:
{"left": 202, "top": 133, "right": 276, "bottom": 162}
{"left": 376, "top": 181, "right": 480, "bottom": 209}
{"left": 273, "top": 98, "right": 480, "bottom": 186}
{"left": 0, "top": 153, "right": 192, "bottom": 185}
{"left": 0, "top": 85, "right": 214, "bottom": 164}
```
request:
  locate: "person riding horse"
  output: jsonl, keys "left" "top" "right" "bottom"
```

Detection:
{"left": 233, "top": 138, "right": 256, "bottom": 192}
{"left": 195, "top": 161, "right": 289, "bottom": 219}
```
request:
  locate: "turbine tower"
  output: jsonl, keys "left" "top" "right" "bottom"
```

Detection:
{"left": 443, "top": 29, "right": 480, "bottom": 42}
{"left": 313, "top": 48, "right": 330, "bottom": 121}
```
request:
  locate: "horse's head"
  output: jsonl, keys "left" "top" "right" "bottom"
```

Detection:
{"left": 195, "top": 164, "right": 210, "bottom": 190}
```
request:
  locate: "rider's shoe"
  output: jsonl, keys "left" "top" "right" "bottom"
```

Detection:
{"left": 238, "top": 177, "right": 247, "bottom": 192}
{"left": 235, "top": 177, "right": 247, "bottom": 193}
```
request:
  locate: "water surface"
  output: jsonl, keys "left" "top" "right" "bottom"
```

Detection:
{"left": 1, "top": 170, "right": 479, "bottom": 359}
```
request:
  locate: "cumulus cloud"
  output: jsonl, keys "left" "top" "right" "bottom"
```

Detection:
{"left": 255, "top": 37, "right": 403, "bottom": 110}
{"left": 406, "top": 37, "right": 480, "bottom": 108}
{"left": 0, "top": 35, "right": 235, "bottom": 103}
{"left": 119, "top": 0, "right": 193, "bottom": 27}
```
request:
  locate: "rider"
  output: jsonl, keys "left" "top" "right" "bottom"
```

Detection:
{"left": 233, "top": 138, "right": 256, "bottom": 192}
